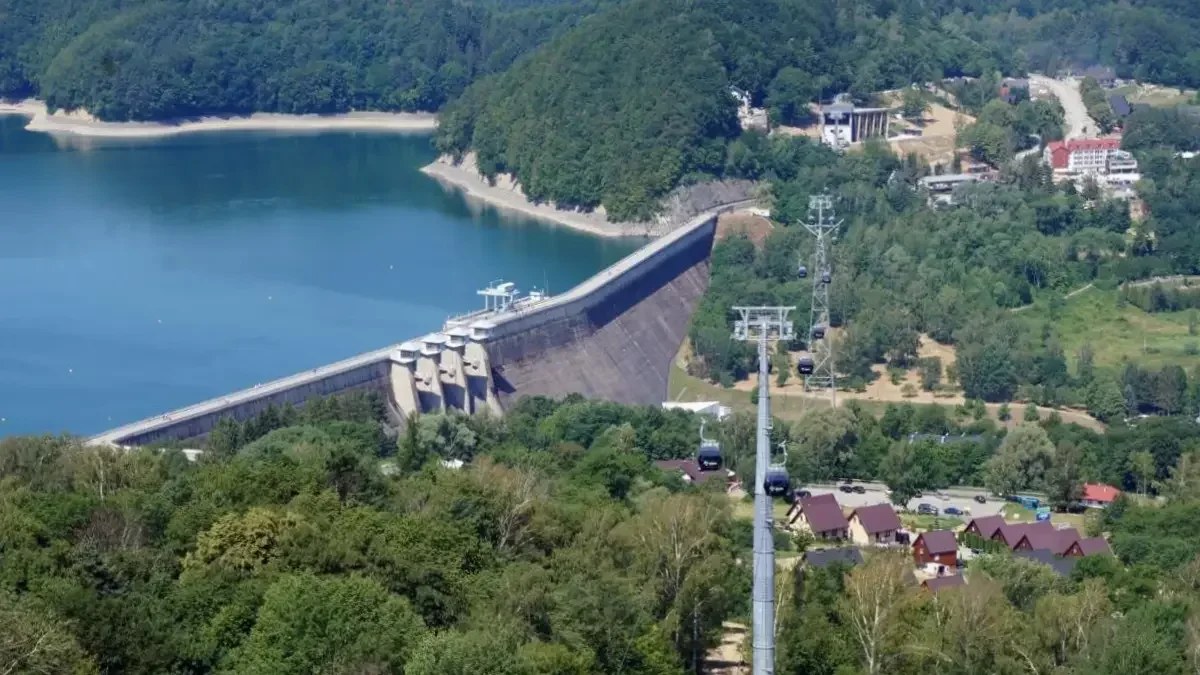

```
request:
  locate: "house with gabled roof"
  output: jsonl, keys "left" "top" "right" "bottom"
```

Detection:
{"left": 992, "top": 521, "right": 1055, "bottom": 550}
{"left": 788, "top": 493, "right": 849, "bottom": 540}
{"left": 963, "top": 515, "right": 1005, "bottom": 541}
{"left": 1081, "top": 483, "right": 1121, "bottom": 509}
{"left": 1015, "top": 527, "right": 1081, "bottom": 556}
{"left": 848, "top": 504, "right": 903, "bottom": 546}
{"left": 912, "top": 530, "right": 959, "bottom": 569}
{"left": 804, "top": 547, "right": 864, "bottom": 570}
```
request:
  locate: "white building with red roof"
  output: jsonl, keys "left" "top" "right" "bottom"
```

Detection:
{"left": 1081, "top": 483, "right": 1121, "bottom": 509}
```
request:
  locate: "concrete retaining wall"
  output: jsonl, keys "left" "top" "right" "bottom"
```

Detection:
{"left": 485, "top": 210, "right": 719, "bottom": 406}
{"left": 90, "top": 201, "right": 744, "bottom": 447}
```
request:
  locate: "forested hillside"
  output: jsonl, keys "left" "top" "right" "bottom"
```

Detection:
{"left": 435, "top": 0, "right": 1007, "bottom": 220}
{"left": 0, "top": 0, "right": 611, "bottom": 120}
{"left": 0, "top": 392, "right": 745, "bottom": 674}
{"left": 437, "top": 0, "right": 1200, "bottom": 219}
{"left": 11, "top": 389, "right": 1200, "bottom": 674}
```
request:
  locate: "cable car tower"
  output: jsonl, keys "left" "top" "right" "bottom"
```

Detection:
{"left": 801, "top": 194, "right": 842, "bottom": 402}
{"left": 732, "top": 305, "right": 794, "bottom": 675}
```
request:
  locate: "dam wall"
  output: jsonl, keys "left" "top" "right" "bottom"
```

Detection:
{"left": 483, "top": 209, "right": 719, "bottom": 406}
{"left": 90, "top": 349, "right": 397, "bottom": 447}
{"left": 89, "top": 201, "right": 747, "bottom": 447}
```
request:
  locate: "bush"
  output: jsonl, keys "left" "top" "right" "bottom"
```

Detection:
{"left": 918, "top": 357, "right": 943, "bottom": 391}
{"left": 901, "top": 383, "right": 917, "bottom": 398}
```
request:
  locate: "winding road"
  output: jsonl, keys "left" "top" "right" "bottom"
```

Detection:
{"left": 1030, "top": 74, "right": 1093, "bottom": 140}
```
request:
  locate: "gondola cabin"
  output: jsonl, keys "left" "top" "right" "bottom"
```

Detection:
{"left": 811, "top": 325, "right": 826, "bottom": 340}
{"left": 765, "top": 466, "right": 790, "bottom": 497}
{"left": 798, "top": 356, "right": 815, "bottom": 375}
{"left": 821, "top": 270, "right": 832, "bottom": 284}
{"left": 697, "top": 441, "right": 723, "bottom": 471}
{"left": 797, "top": 264, "right": 808, "bottom": 279}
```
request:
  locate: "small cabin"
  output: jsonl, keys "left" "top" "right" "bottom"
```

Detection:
{"left": 420, "top": 334, "right": 448, "bottom": 358}
{"left": 470, "top": 320, "right": 496, "bottom": 342}
{"left": 393, "top": 341, "right": 422, "bottom": 366}
{"left": 444, "top": 326, "right": 470, "bottom": 350}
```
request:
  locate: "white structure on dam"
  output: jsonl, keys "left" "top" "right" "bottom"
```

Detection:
{"left": 89, "top": 201, "right": 754, "bottom": 448}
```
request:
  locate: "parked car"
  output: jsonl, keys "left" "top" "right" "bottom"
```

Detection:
{"left": 973, "top": 495, "right": 987, "bottom": 504}
{"left": 914, "top": 491, "right": 923, "bottom": 498}
{"left": 944, "top": 506, "right": 964, "bottom": 516}
{"left": 839, "top": 484, "right": 855, "bottom": 493}
{"left": 917, "top": 503, "right": 939, "bottom": 515}
{"left": 794, "top": 489, "right": 812, "bottom": 500}
{"left": 852, "top": 485, "right": 866, "bottom": 494}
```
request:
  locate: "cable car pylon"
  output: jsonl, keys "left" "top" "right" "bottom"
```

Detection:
{"left": 799, "top": 194, "right": 842, "bottom": 406}
{"left": 732, "top": 305, "right": 794, "bottom": 675}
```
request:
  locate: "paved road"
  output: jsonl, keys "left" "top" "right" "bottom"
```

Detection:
{"left": 805, "top": 482, "right": 1007, "bottom": 520}
{"left": 1030, "top": 74, "right": 1092, "bottom": 140}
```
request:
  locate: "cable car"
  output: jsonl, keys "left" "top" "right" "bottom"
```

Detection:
{"left": 798, "top": 356, "right": 815, "bottom": 375}
{"left": 764, "top": 440, "right": 790, "bottom": 497}
{"left": 821, "top": 270, "right": 832, "bottom": 284}
{"left": 797, "top": 264, "right": 808, "bottom": 279}
{"left": 696, "top": 419, "right": 723, "bottom": 471}
{"left": 764, "top": 466, "right": 790, "bottom": 497}
{"left": 811, "top": 324, "right": 826, "bottom": 340}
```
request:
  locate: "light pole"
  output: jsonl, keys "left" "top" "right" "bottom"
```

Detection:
{"left": 733, "top": 306, "right": 794, "bottom": 675}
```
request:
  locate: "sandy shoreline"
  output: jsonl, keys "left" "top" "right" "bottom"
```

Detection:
{"left": 0, "top": 99, "right": 437, "bottom": 138}
{"left": 421, "top": 154, "right": 653, "bottom": 238}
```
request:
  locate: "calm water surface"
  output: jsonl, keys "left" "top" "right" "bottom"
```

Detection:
{"left": 0, "top": 116, "right": 640, "bottom": 436}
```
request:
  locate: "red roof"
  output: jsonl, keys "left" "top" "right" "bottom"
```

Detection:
{"left": 850, "top": 504, "right": 902, "bottom": 534}
{"left": 915, "top": 530, "right": 958, "bottom": 555}
{"left": 1078, "top": 537, "right": 1113, "bottom": 556}
{"left": 798, "top": 495, "right": 850, "bottom": 534}
{"left": 1065, "top": 137, "right": 1122, "bottom": 152}
{"left": 1082, "top": 483, "right": 1120, "bottom": 503}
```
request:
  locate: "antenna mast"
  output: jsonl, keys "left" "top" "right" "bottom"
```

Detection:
{"left": 732, "top": 306, "right": 794, "bottom": 675}
{"left": 801, "top": 194, "right": 842, "bottom": 405}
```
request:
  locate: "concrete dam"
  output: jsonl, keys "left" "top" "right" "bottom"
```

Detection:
{"left": 89, "top": 204, "right": 744, "bottom": 447}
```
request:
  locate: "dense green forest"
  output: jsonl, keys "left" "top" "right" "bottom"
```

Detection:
{"left": 10, "top": 390, "right": 1200, "bottom": 674}
{"left": 0, "top": 0, "right": 612, "bottom": 120}
{"left": 437, "top": 0, "right": 1200, "bottom": 219}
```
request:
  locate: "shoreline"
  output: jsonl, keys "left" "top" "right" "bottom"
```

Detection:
{"left": 0, "top": 99, "right": 437, "bottom": 138}
{"left": 420, "top": 153, "right": 652, "bottom": 238}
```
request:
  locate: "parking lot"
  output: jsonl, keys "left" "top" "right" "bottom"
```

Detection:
{"left": 804, "top": 482, "right": 1006, "bottom": 520}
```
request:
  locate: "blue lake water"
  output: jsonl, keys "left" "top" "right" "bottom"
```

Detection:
{"left": 0, "top": 116, "right": 640, "bottom": 436}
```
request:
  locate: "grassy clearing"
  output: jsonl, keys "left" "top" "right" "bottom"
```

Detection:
{"left": 1017, "top": 287, "right": 1200, "bottom": 371}
{"left": 730, "top": 494, "right": 791, "bottom": 522}
{"left": 900, "top": 514, "right": 964, "bottom": 532}
{"left": 668, "top": 358, "right": 828, "bottom": 421}
{"left": 1114, "top": 84, "right": 1196, "bottom": 108}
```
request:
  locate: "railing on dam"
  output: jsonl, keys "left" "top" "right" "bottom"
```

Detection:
{"left": 88, "top": 344, "right": 399, "bottom": 446}
{"left": 88, "top": 199, "right": 757, "bottom": 447}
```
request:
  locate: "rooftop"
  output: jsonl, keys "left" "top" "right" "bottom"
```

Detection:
{"left": 850, "top": 504, "right": 902, "bottom": 534}
{"left": 923, "top": 575, "right": 966, "bottom": 593}
{"left": 916, "top": 530, "right": 958, "bottom": 555}
{"left": 804, "top": 547, "right": 864, "bottom": 569}
{"left": 1082, "top": 483, "right": 1121, "bottom": 503}
{"left": 1016, "top": 549, "right": 1078, "bottom": 577}
{"left": 799, "top": 495, "right": 850, "bottom": 533}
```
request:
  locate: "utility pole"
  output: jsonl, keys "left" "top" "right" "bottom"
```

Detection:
{"left": 801, "top": 194, "right": 842, "bottom": 405}
{"left": 733, "top": 306, "right": 794, "bottom": 675}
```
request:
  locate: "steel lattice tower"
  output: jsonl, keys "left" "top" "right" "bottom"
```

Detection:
{"left": 802, "top": 195, "right": 842, "bottom": 401}
{"left": 732, "top": 306, "right": 794, "bottom": 675}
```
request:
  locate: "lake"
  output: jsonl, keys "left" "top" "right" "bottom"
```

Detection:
{"left": 0, "top": 116, "right": 640, "bottom": 437}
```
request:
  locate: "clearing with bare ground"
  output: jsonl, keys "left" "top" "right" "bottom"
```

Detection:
{"left": 728, "top": 334, "right": 1104, "bottom": 431}
{"left": 889, "top": 102, "right": 972, "bottom": 166}
{"left": 706, "top": 622, "right": 749, "bottom": 675}
{"left": 716, "top": 211, "right": 774, "bottom": 247}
